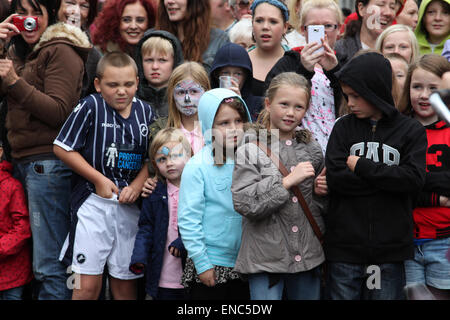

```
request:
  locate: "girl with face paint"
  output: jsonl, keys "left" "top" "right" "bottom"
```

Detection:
{"left": 142, "top": 62, "right": 211, "bottom": 197}
{"left": 173, "top": 79, "right": 205, "bottom": 117}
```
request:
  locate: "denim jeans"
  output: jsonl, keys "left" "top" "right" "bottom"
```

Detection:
{"left": 0, "top": 286, "right": 24, "bottom": 300}
{"left": 248, "top": 267, "right": 321, "bottom": 300}
{"left": 404, "top": 238, "right": 450, "bottom": 289}
{"left": 14, "top": 159, "right": 72, "bottom": 300}
{"left": 326, "top": 262, "right": 406, "bottom": 300}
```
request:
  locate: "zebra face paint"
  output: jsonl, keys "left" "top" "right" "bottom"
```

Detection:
{"left": 173, "top": 80, "right": 205, "bottom": 116}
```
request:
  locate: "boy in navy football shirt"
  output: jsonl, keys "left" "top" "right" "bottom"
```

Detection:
{"left": 53, "top": 52, "right": 154, "bottom": 300}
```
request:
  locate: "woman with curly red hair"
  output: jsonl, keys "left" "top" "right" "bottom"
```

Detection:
{"left": 91, "top": 0, "right": 156, "bottom": 57}
{"left": 155, "top": 0, "right": 229, "bottom": 72}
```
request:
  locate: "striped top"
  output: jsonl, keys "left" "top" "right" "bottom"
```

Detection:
{"left": 54, "top": 93, "right": 154, "bottom": 189}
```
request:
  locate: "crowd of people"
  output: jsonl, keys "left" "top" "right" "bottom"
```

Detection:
{"left": 0, "top": 0, "right": 449, "bottom": 301}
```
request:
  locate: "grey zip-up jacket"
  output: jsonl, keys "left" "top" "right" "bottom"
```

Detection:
{"left": 231, "top": 124, "right": 326, "bottom": 274}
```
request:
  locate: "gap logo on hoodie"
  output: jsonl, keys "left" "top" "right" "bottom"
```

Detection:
{"left": 350, "top": 142, "right": 400, "bottom": 166}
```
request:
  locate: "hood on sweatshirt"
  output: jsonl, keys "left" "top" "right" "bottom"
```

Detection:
{"left": 135, "top": 29, "right": 184, "bottom": 91}
{"left": 209, "top": 43, "right": 254, "bottom": 98}
{"left": 198, "top": 88, "right": 252, "bottom": 145}
{"left": 335, "top": 51, "right": 398, "bottom": 119}
{"left": 415, "top": 0, "right": 450, "bottom": 53}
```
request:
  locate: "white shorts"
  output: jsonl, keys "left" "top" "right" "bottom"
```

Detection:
{"left": 60, "top": 193, "right": 142, "bottom": 280}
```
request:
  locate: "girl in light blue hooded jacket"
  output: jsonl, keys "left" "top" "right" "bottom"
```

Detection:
{"left": 178, "top": 88, "right": 251, "bottom": 300}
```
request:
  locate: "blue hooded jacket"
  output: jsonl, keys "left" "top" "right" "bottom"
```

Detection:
{"left": 209, "top": 43, "right": 263, "bottom": 122}
{"left": 177, "top": 88, "right": 251, "bottom": 275}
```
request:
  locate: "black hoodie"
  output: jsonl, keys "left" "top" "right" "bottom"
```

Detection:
{"left": 209, "top": 43, "right": 263, "bottom": 121}
{"left": 135, "top": 29, "right": 184, "bottom": 118}
{"left": 324, "top": 52, "right": 427, "bottom": 264}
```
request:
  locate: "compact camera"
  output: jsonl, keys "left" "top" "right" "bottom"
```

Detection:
{"left": 12, "top": 16, "right": 38, "bottom": 32}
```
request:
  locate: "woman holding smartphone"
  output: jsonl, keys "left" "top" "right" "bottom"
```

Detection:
{"left": 0, "top": 0, "right": 91, "bottom": 300}
{"left": 265, "top": 0, "right": 344, "bottom": 156}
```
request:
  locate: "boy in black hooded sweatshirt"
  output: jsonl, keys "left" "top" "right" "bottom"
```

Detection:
{"left": 209, "top": 42, "right": 263, "bottom": 121}
{"left": 324, "top": 52, "right": 428, "bottom": 300}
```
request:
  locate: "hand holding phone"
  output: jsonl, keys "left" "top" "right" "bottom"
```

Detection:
{"left": 307, "top": 25, "right": 325, "bottom": 54}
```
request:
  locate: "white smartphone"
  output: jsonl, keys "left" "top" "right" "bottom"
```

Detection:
{"left": 307, "top": 25, "right": 325, "bottom": 54}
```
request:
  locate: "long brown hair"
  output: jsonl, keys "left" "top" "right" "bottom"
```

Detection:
{"left": 213, "top": 97, "right": 249, "bottom": 166}
{"left": 155, "top": 0, "right": 211, "bottom": 63}
{"left": 398, "top": 54, "right": 450, "bottom": 115}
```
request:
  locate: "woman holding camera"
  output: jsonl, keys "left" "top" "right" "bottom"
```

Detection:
{"left": 0, "top": 0, "right": 91, "bottom": 300}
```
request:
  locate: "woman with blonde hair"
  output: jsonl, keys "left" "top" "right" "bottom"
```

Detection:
{"left": 375, "top": 23, "right": 420, "bottom": 63}
{"left": 284, "top": 0, "right": 340, "bottom": 49}
{"left": 265, "top": 0, "right": 344, "bottom": 155}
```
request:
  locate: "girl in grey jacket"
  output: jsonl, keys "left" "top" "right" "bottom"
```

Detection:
{"left": 231, "top": 72, "right": 327, "bottom": 300}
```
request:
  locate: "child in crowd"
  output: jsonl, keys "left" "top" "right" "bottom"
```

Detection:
{"left": 385, "top": 52, "right": 409, "bottom": 107}
{"left": 142, "top": 62, "right": 210, "bottom": 195}
{"left": 415, "top": 0, "right": 450, "bottom": 55}
{"left": 325, "top": 51, "right": 428, "bottom": 300}
{"left": 53, "top": 52, "right": 154, "bottom": 300}
{"left": 375, "top": 24, "right": 420, "bottom": 64}
{"left": 0, "top": 140, "right": 33, "bottom": 300}
{"left": 398, "top": 54, "right": 450, "bottom": 300}
{"left": 231, "top": 72, "right": 327, "bottom": 300}
{"left": 210, "top": 42, "right": 263, "bottom": 121}
{"left": 130, "top": 128, "right": 191, "bottom": 300}
{"left": 177, "top": 88, "right": 251, "bottom": 300}
{"left": 135, "top": 29, "right": 184, "bottom": 118}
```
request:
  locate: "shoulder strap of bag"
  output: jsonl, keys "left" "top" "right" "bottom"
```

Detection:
{"left": 251, "top": 140, "right": 324, "bottom": 243}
